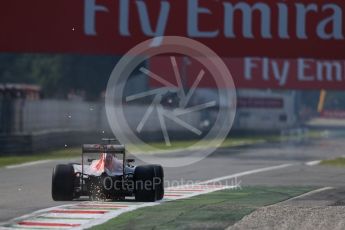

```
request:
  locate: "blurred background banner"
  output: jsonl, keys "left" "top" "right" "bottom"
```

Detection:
{"left": 0, "top": 0, "right": 344, "bottom": 154}
{"left": 0, "top": 0, "right": 344, "bottom": 59}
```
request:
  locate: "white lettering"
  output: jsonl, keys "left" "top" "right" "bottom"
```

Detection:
{"left": 272, "top": 61, "right": 290, "bottom": 86}
{"left": 296, "top": 3, "right": 318, "bottom": 39}
{"left": 262, "top": 58, "right": 269, "bottom": 80}
{"left": 119, "top": 0, "right": 130, "bottom": 36}
{"left": 223, "top": 2, "right": 272, "bottom": 39}
{"left": 298, "top": 59, "right": 315, "bottom": 81}
{"left": 188, "top": 0, "right": 219, "bottom": 37}
{"left": 84, "top": 0, "right": 109, "bottom": 36}
{"left": 278, "top": 3, "right": 289, "bottom": 39}
{"left": 244, "top": 57, "right": 261, "bottom": 80}
{"left": 317, "top": 4, "right": 344, "bottom": 40}
{"left": 317, "top": 61, "right": 342, "bottom": 81}
{"left": 136, "top": 1, "right": 170, "bottom": 38}
{"left": 84, "top": 1, "right": 344, "bottom": 42}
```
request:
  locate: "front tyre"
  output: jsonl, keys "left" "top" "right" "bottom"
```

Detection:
{"left": 52, "top": 164, "right": 75, "bottom": 201}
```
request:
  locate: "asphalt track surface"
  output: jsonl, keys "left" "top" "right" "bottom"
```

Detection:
{"left": 1, "top": 135, "right": 345, "bottom": 224}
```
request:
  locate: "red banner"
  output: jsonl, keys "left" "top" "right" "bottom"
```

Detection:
{"left": 237, "top": 98, "right": 284, "bottom": 108}
{"left": 0, "top": 0, "right": 344, "bottom": 59}
{"left": 321, "top": 110, "right": 345, "bottom": 119}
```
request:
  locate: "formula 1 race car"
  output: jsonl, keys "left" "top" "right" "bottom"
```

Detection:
{"left": 51, "top": 139, "right": 164, "bottom": 202}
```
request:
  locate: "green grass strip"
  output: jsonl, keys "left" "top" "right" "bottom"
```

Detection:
{"left": 320, "top": 157, "right": 345, "bottom": 167}
{"left": 0, "top": 148, "right": 80, "bottom": 168}
{"left": 90, "top": 186, "right": 315, "bottom": 230}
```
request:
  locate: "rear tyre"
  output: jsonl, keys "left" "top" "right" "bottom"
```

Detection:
{"left": 52, "top": 164, "right": 75, "bottom": 201}
{"left": 152, "top": 165, "right": 164, "bottom": 200}
{"left": 134, "top": 165, "right": 156, "bottom": 202}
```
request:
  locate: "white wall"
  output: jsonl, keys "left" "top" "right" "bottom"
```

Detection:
{"left": 14, "top": 93, "right": 297, "bottom": 135}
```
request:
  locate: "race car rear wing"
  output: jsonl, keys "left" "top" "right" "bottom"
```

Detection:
{"left": 82, "top": 144, "right": 125, "bottom": 154}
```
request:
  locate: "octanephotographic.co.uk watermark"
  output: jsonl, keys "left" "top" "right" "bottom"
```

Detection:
{"left": 102, "top": 176, "right": 242, "bottom": 192}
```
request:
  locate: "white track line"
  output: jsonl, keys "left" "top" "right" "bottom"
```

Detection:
{"left": 305, "top": 160, "right": 321, "bottom": 166}
{"left": 5, "top": 160, "right": 54, "bottom": 169}
{"left": 200, "top": 163, "right": 294, "bottom": 184}
{"left": 1, "top": 163, "right": 296, "bottom": 230}
{"left": 285, "top": 186, "right": 333, "bottom": 201}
